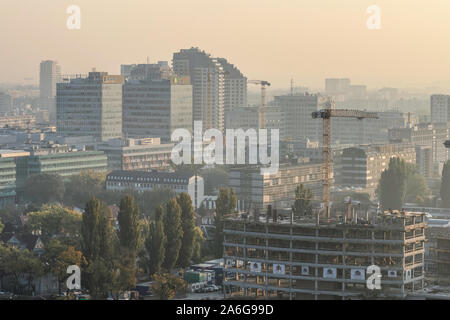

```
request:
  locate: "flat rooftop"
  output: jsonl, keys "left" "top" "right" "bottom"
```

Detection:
{"left": 0, "top": 150, "right": 30, "bottom": 158}
{"left": 224, "top": 210, "right": 426, "bottom": 229}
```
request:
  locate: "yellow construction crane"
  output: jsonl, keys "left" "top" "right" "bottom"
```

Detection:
{"left": 312, "top": 98, "right": 378, "bottom": 220}
{"left": 248, "top": 80, "right": 271, "bottom": 129}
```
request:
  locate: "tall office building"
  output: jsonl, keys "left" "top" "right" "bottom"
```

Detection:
{"left": 0, "top": 92, "right": 12, "bottom": 115}
{"left": 40, "top": 60, "right": 61, "bottom": 122}
{"left": 325, "top": 78, "right": 351, "bottom": 94}
{"left": 325, "top": 78, "right": 368, "bottom": 103}
{"left": 56, "top": 72, "right": 124, "bottom": 142}
{"left": 173, "top": 48, "right": 247, "bottom": 132}
{"left": 431, "top": 94, "right": 450, "bottom": 124}
{"left": 274, "top": 93, "right": 326, "bottom": 142}
{"left": 122, "top": 76, "right": 192, "bottom": 142}
{"left": 217, "top": 58, "right": 247, "bottom": 113}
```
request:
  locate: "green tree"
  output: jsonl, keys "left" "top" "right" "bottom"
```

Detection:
{"left": 162, "top": 199, "right": 182, "bottom": 271}
{"left": 292, "top": 184, "right": 313, "bottom": 217}
{"left": 81, "top": 197, "right": 115, "bottom": 299}
{"left": 41, "top": 240, "right": 86, "bottom": 294}
{"left": 0, "top": 218, "right": 3, "bottom": 234}
{"left": 405, "top": 172, "right": 430, "bottom": 205}
{"left": 0, "top": 246, "right": 44, "bottom": 295}
{"left": 0, "top": 206, "right": 18, "bottom": 227}
{"left": 25, "top": 205, "right": 82, "bottom": 241}
{"left": 441, "top": 161, "right": 450, "bottom": 208}
{"left": 376, "top": 158, "right": 409, "bottom": 210}
{"left": 64, "top": 170, "right": 106, "bottom": 207}
{"left": 151, "top": 273, "right": 187, "bottom": 300}
{"left": 229, "top": 188, "right": 237, "bottom": 213}
{"left": 118, "top": 195, "right": 140, "bottom": 251}
{"left": 23, "top": 173, "right": 65, "bottom": 204}
{"left": 116, "top": 194, "right": 141, "bottom": 291}
{"left": 145, "top": 206, "right": 166, "bottom": 276}
{"left": 213, "top": 188, "right": 237, "bottom": 258}
{"left": 377, "top": 158, "right": 429, "bottom": 210}
{"left": 191, "top": 226, "right": 205, "bottom": 264}
{"left": 176, "top": 193, "right": 196, "bottom": 268}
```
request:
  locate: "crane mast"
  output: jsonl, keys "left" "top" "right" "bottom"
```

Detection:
{"left": 248, "top": 80, "right": 271, "bottom": 129}
{"left": 312, "top": 98, "right": 378, "bottom": 221}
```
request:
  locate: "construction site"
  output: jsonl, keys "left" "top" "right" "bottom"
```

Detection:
{"left": 222, "top": 98, "right": 427, "bottom": 300}
{"left": 222, "top": 208, "right": 426, "bottom": 300}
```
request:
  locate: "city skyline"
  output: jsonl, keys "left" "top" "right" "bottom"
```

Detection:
{"left": 2, "top": 0, "right": 450, "bottom": 90}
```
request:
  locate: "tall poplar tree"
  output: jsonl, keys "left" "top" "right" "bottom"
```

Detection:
{"left": 117, "top": 194, "right": 141, "bottom": 291}
{"left": 146, "top": 206, "right": 166, "bottom": 276}
{"left": 162, "top": 199, "right": 183, "bottom": 271}
{"left": 176, "top": 193, "right": 196, "bottom": 268}
{"left": 81, "top": 197, "right": 114, "bottom": 299}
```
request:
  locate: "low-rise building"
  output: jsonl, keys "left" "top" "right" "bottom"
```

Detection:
{"left": 0, "top": 150, "right": 29, "bottom": 208}
{"left": 0, "top": 114, "right": 36, "bottom": 129}
{"left": 389, "top": 123, "right": 450, "bottom": 178}
{"left": 106, "top": 170, "right": 204, "bottom": 209}
{"left": 15, "top": 144, "right": 108, "bottom": 196}
{"left": 97, "top": 137, "right": 173, "bottom": 171}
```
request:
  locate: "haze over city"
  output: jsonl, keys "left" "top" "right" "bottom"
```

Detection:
{"left": 2, "top": 0, "right": 450, "bottom": 90}
{"left": 2, "top": 0, "right": 450, "bottom": 304}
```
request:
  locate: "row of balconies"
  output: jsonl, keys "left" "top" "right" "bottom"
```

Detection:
{"left": 224, "top": 242, "right": 419, "bottom": 258}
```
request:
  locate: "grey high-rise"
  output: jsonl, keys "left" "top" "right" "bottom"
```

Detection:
{"left": 122, "top": 75, "right": 193, "bottom": 142}
{"left": 40, "top": 60, "right": 61, "bottom": 122}
{"left": 173, "top": 47, "right": 247, "bottom": 132}
{"left": 56, "top": 72, "right": 124, "bottom": 142}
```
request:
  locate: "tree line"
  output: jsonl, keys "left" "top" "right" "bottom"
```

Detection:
{"left": 0, "top": 191, "right": 205, "bottom": 299}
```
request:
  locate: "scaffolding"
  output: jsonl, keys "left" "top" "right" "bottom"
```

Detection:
{"left": 222, "top": 210, "right": 426, "bottom": 300}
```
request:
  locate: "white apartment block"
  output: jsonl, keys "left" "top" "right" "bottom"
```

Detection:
{"left": 106, "top": 170, "right": 205, "bottom": 209}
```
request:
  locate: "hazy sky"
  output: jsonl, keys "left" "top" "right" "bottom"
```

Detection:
{"left": 1, "top": 0, "right": 450, "bottom": 90}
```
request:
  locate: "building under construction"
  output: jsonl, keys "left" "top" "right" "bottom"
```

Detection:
{"left": 222, "top": 209, "right": 426, "bottom": 300}
{"left": 434, "top": 237, "right": 450, "bottom": 285}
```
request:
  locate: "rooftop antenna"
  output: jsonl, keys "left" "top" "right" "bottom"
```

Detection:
{"left": 290, "top": 79, "right": 294, "bottom": 96}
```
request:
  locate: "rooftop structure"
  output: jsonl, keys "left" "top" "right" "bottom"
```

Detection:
{"left": 97, "top": 137, "right": 173, "bottom": 171}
